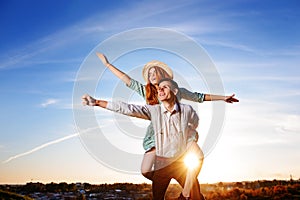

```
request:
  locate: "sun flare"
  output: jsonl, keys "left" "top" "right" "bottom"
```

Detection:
{"left": 184, "top": 153, "right": 200, "bottom": 170}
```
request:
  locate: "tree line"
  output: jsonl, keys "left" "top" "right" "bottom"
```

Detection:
{"left": 0, "top": 180, "right": 299, "bottom": 200}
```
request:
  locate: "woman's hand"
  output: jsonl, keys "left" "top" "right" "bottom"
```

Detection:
{"left": 224, "top": 94, "right": 239, "bottom": 103}
{"left": 96, "top": 52, "right": 131, "bottom": 85}
{"left": 96, "top": 52, "right": 110, "bottom": 66}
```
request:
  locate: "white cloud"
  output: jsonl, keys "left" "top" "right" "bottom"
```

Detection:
{"left": 2, "top": 127, "right": 99, "bottom": 164}
{"left": 276, "top": 115, "right": 300, "bottom": 134}
{"left": 0, "top": 18, "right": 90, "bottom": 69}
{"left": 40, "top": 99, "right": 59, "bottom": 108}
{"left": 221, "top": 99, "right": 300, "bottom": 147}
{"left": 223, "top": 75, "right": 300, "bottom": 82}
{"left": 0, "top": 0, "right": 240, "bottom": 70}
{"left": 2, "top": 133, "right": 78, "bottom": 164}
{"left": 202, "top": 39, "right": 256, "bottom": 53}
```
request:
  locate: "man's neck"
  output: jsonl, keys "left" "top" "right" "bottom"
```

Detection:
{"left": 162, "top": 100, "right": 176, "bottom": 113}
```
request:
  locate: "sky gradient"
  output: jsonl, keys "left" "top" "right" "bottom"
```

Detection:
{"left": 0, "top": 0, "right": 299, "bottom": 184}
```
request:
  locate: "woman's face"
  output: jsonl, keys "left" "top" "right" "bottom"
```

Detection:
{"left": 148, "top": 67, "right": 158, "bottom": 85}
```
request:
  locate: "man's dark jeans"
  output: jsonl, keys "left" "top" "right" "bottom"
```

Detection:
{"left": 152, "top": 155, "right": 205, "bottom": 200}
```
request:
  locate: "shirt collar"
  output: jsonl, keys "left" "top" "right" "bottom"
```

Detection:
{"left": 161, "top": 102, "right": 179, "bottom": 114}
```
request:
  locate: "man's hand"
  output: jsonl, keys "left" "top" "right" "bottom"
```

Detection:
{"left": 225, "top": 94, "right": 239, "bottom": 103}
{"left": 82, "top": 94, "right": 96, "bottom": 106}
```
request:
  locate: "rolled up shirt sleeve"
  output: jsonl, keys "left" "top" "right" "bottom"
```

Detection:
{"left": 179, "top": 87, "right": 205, "bottom": 103}
{"left": 106, "top": 101, "right": 151, "bottom": 120}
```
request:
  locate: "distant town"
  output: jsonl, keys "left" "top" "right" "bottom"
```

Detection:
{"left": 0, "top": 179, "right": 299, "bottom": 199}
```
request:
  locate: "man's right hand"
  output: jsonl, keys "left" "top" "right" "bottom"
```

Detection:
{"left": 82, "top": 94, "right": 96, "bottom": 106}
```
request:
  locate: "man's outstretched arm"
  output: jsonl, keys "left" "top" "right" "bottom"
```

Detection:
{"left": 82, "top": 94, "right": 107, "bottom": 107}
{"left": 82, "top": 94, "right": 151, "bottom": 120}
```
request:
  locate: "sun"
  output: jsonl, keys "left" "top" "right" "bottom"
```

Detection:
{"left": 184, "top": 153, "right": 200, "bottom": 170}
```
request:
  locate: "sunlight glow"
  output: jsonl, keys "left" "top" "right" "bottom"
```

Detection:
{"left": 184, "top": 153, "right": 200, "bottom": 170}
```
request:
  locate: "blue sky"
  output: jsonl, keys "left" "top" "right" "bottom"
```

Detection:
{"left": 0, "top": 0, "right": 300, "bottom": 184}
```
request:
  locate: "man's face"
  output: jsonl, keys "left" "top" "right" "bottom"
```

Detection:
{"left": 158, "top": 80, "right": 173, "bottom": 101}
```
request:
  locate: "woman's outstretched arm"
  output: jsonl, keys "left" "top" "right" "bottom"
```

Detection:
{"left": 180, "top": 87, "right": 239, "bottom": 104}
{"left": 96, "top": 52, "right": 131, "bottom": 86}
{"left": 204, "top": 93, "right": 239, "bottom": 103}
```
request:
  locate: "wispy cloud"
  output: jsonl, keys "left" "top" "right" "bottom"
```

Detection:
{"left": 276, "top": 114, "right": 300, "bottom": 134}
{"left": 2, "top": 133, "right": 78, "bottom": 164}
{"left": 202, "top": 39, "right": 256, "bottom": 53}
{"left": 263, "top": 47, "right": 300, "bottom": 57}
{"left": 2, "top": 127, "right": 99, "bottom": 164}
{"left": 223, "top": 75, "right": 300, "bottom": 82}
{"left": 0, "top": 20, "right": 89, "bottom": 70}
{"left": 221, "top": 99, "right": 300, "bottom": 148}
{"left": 0, "top": 0, "right": 239, "bottom": 70}
{"left": 40, "top": 99, "right": 59, "bottom": 108}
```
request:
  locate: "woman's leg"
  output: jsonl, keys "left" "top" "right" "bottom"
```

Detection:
{"left": 141, "top": 148, "right": 156, "bottom": 180}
